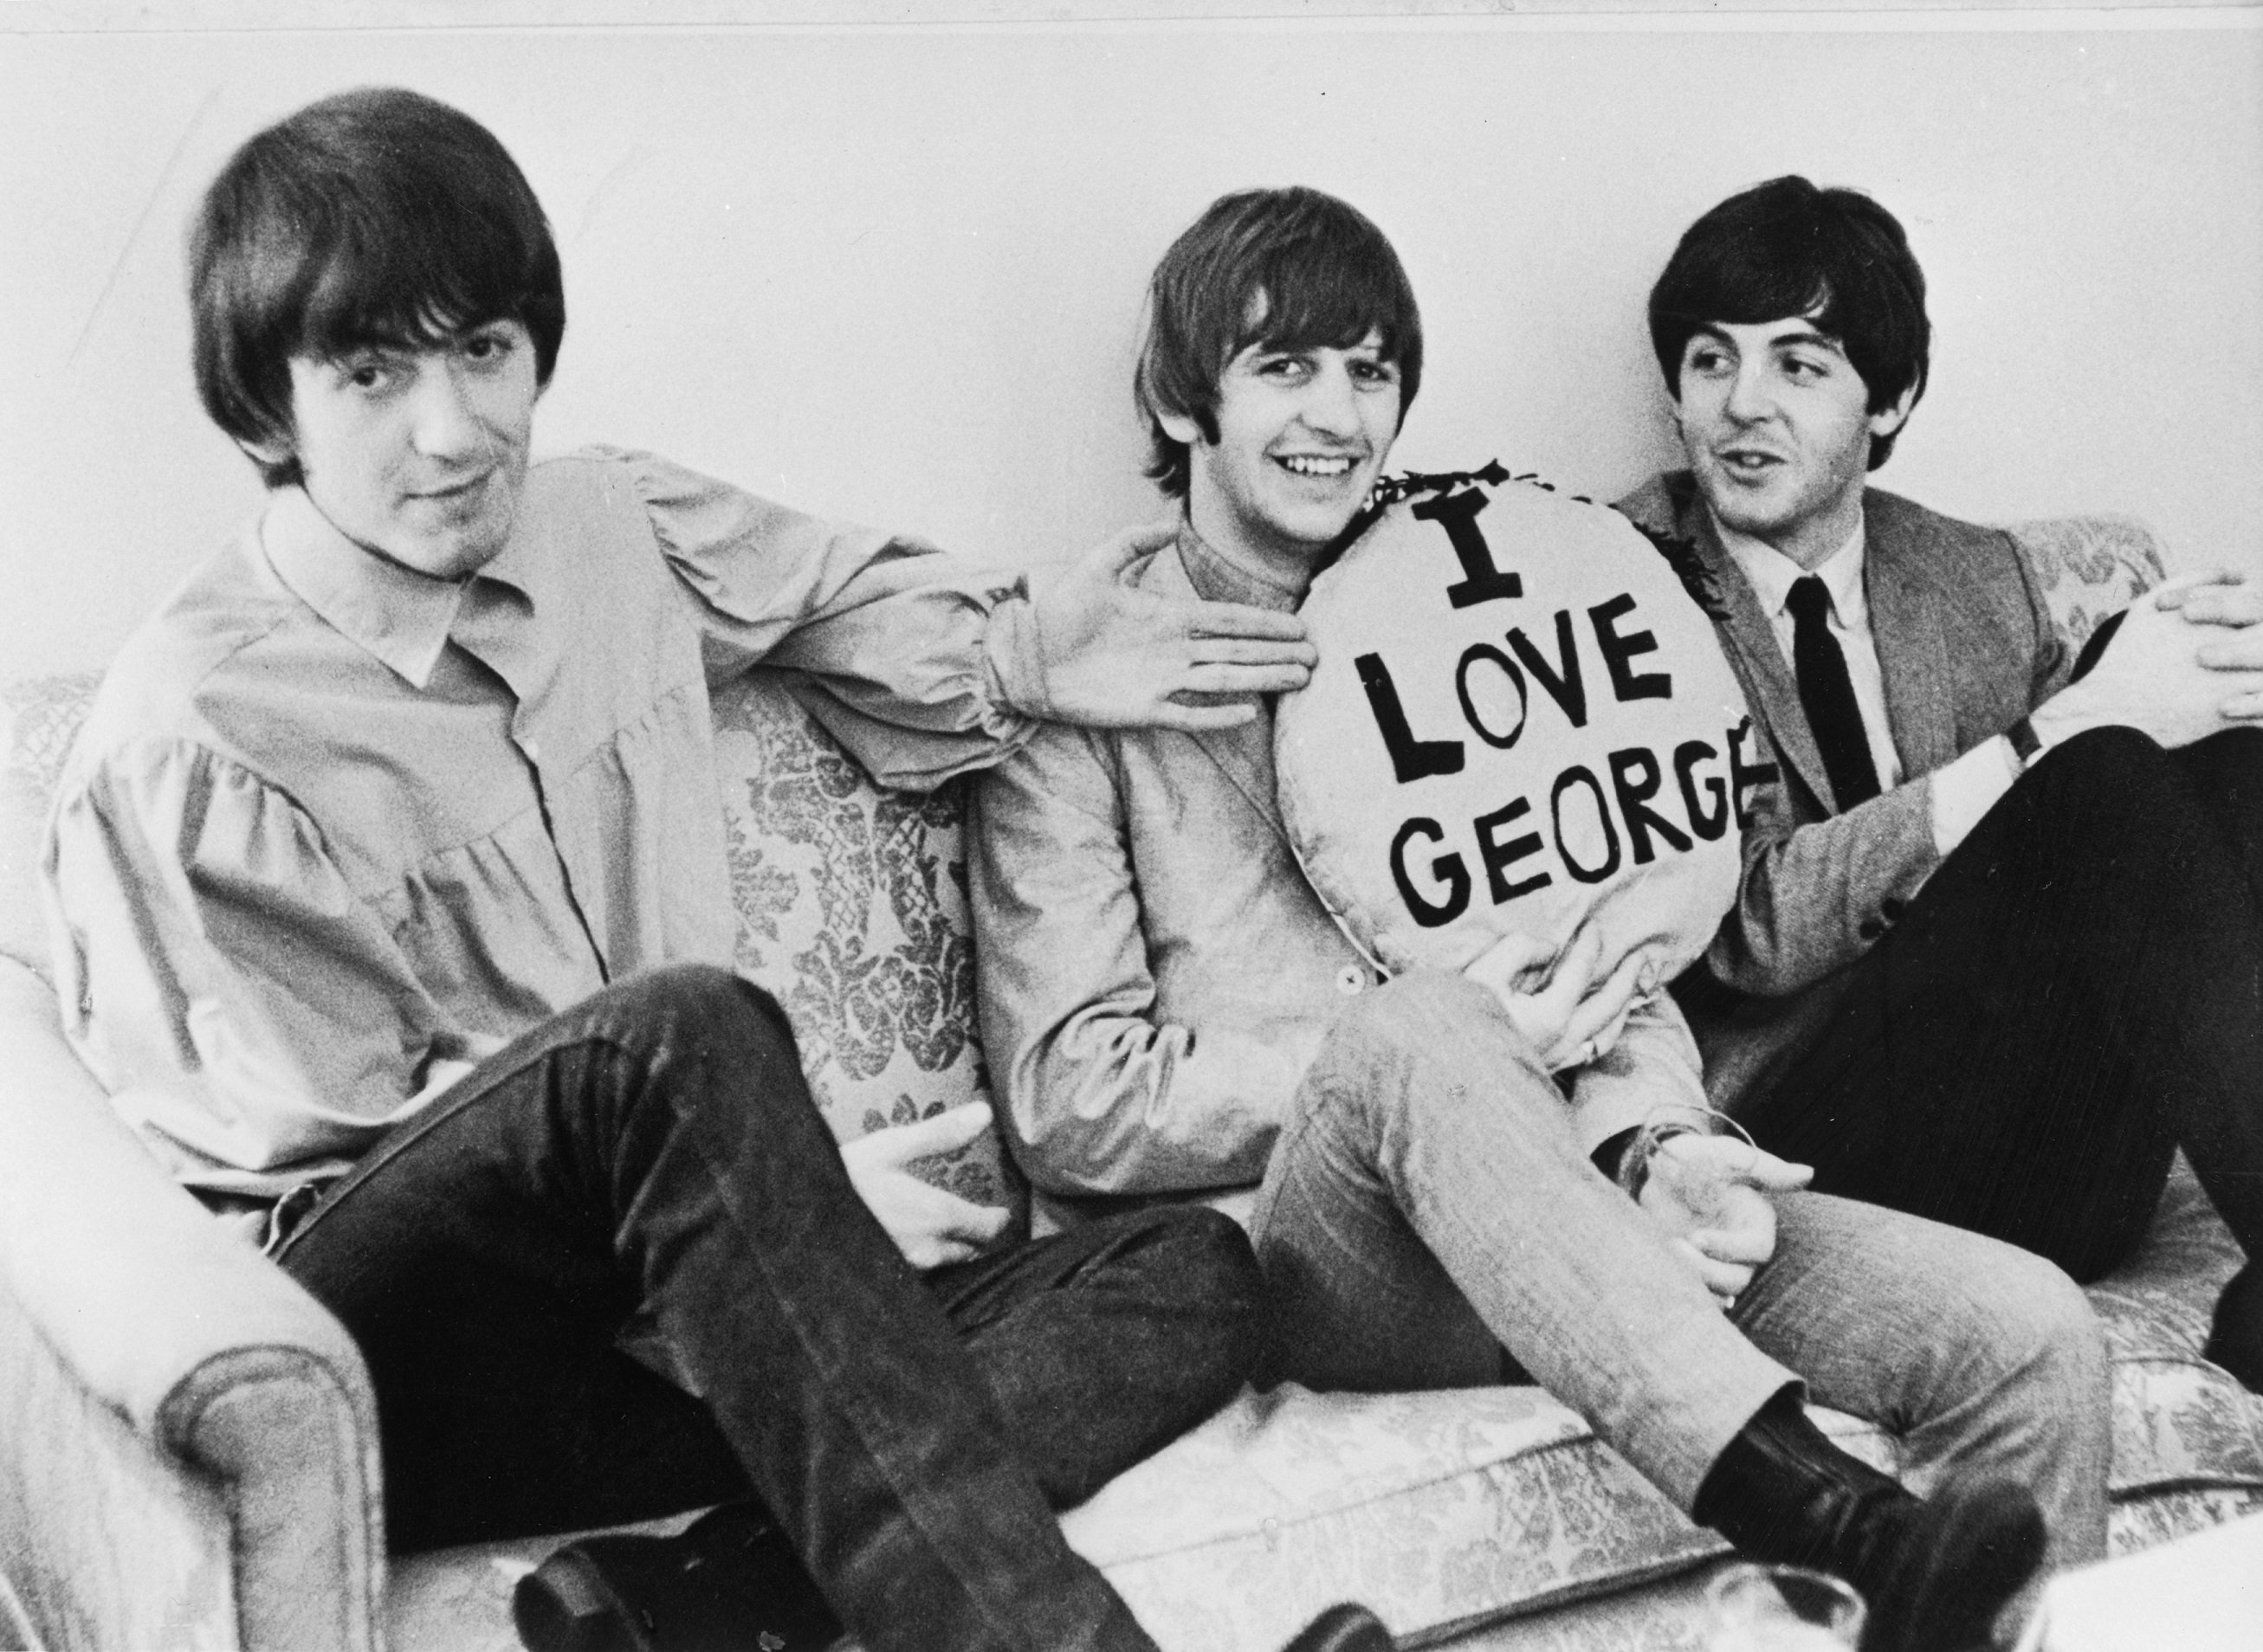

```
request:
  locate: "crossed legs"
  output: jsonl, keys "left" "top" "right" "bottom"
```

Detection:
{"left": 1249, "top": 970, "right": 2109, "bottom": 1569}
{"left": 277, "top": 964, "right": 1262, "bottom": 1652}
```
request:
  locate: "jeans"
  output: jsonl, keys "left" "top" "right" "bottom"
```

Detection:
{"left": 276, "top": 964, "right": 1263, "bottom": 1652}
{"left": 1249, "top": 970, "right": 2111, "bottom": 1571}
{"left": 1737, "top": 726, "right": 2263, "bottom": 1289}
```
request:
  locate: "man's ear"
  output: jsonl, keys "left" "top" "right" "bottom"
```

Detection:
{"left": 236, "top": 434, "right": 293, "bottom": 469}
{"left": 1156, "top": 407, "right": 1206, "bottom": 448}
{"left": 1868, "top": 383, "right": 1918, "bottom": 442}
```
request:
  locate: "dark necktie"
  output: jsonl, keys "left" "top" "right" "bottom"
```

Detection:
{"left": 1786, "top": 575, "right": 1880, "bottom": 810}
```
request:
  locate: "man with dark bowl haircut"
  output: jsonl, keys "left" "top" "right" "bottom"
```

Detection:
{"left": 972, "top": 185, "right": 2112, "bottom": 1652}
{"left": 1620, "top": 175, "right": 2263, "bottom": 1394}
{"left": 41, "top": 87, "right": 1394, "bottom": 1652}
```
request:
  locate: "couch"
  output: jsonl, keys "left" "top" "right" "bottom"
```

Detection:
{"left": 2, "top": 514, "right": 2258, "bottom": 1652}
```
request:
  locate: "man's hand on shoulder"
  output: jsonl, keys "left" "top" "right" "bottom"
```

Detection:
{"left": 2034, "top": 569, "right": 2263, "bottom": 750}
{"left": 839, "top": 1104, "right": 1011, "bottom": 1270}
{"left": 1030, "top": 522, "right": 1317, "bottom": 732}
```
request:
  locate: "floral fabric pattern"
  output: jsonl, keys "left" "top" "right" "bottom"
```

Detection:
{"left": 709, "top": 670, "right": 1025, "bottom": 1227}
{"left": 2008, "top": 513, "right": 2166, "bottom": 653}
{"left": 3, "top": 672, "right": 100, "bottom": 794}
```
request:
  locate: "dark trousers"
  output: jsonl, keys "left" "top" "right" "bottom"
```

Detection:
{"left": 1735, "top": 726, "right": 2263, "bottom": 1289}
{"left": 275, "top": 964, "right": 1263, "bottom": 1652}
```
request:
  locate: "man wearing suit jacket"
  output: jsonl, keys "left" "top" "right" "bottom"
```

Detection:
{"left": 1618, "top": 174, "right": 2263, "bottom": 1392}
{"left": 972, "top": 184, "right": 2124, "bottom": 1652}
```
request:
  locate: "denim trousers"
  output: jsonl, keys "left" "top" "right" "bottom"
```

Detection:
{"left": 1736, "top": 726, "right": 2263, "bottom": 1288}
{"left": 275, "top": 963, "right": 1264, "bottom": 1652}
{"left": 1247, "top": 970, "right": 2112, "bottom": 1571}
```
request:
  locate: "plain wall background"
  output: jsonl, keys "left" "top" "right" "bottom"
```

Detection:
{"left": 3, "top": 14, "right": 2259, "bottom": 680}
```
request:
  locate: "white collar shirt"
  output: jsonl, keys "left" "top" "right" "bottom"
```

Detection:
{"left": 1717, "top": 515, "right": 1904, "bottom": 794}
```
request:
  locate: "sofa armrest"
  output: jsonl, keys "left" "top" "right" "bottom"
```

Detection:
{"left": 0, "top": 956, "right": 384, "bottom": 1652}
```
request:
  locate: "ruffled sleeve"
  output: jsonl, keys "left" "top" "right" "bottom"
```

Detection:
{"left": 43, "top": 737, "right": 469, "bottom": 1190}
{"left": 611, "top": 446, "right": 1040, "bottom": 789}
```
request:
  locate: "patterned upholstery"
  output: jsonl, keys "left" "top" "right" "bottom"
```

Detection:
{"left": 710, "top": 671, "right": 1025, "bottom": 1226}
{"left": 2011, "top": 513, "right": 2168, "bottom": 654}
{"left": 0, "top": 671, "right": 100, "bottom": 978}
{"left": 7, "top": 511, "right": 2261, "bottom": 1652}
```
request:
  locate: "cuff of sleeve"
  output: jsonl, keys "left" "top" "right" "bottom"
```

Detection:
{"left": 1567, "top": 1062, "right": 1671, "bottom": 1156}
{"left": 983, "top": 582, "right": 1053, "bottom": 721}
{"left": 1929, "top": 738, "right": 2018, "bottom": 856}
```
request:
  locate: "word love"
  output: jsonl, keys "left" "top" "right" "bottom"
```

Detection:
{"left": 1355, "top": 595, "right": 1674, "bottom": 784}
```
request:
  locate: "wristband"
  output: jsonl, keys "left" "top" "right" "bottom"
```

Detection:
{"left": 1615, "top": 1123, "right": 1703, "bottom": 1201}
{"left": 1607, "top": 1105, "right": 1760, "bottom": 1202}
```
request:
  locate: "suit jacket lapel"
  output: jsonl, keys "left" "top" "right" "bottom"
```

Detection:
{"left": 1678, "top": 493, "right": 1841, "bottom": 812}
{"left": 1864, "top": 505, "right": 1958, "bottom": 778}
{"left": 1144, "top": 546, "right": 1294, "bottom": 849}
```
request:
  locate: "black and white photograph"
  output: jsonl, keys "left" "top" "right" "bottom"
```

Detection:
{"left": 2, "top": 7, "right": 2259, "bottom": 1652}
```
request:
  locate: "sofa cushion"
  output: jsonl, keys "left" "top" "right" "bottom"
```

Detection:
{"left": 2087, "top": 1160, "right": 2263, "bottom": 1500}
{"left": 388, "top": 1333, "right": 2263, "bottom": 1652}
{"left": 1055, "top": 1384, "right": 1778, "bottom": 1651}
{"left": 384, "top": 1388, "right": 1888, "bottom": 1652}
{"left": 709, "top": 670, "right": 1025, "bottom": 1229}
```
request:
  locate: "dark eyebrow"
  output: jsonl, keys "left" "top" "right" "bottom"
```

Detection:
{"left": 322, "top": 340, "right": 404, "bottom": 366}
{"left": 1773, "top": 325, "right": 1849, "bottom": 355}
{"left": 1686, "top": 323, "right": 1848, "bottom": 356}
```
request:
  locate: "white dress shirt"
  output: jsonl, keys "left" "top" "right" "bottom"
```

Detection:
{"left": 1717, "top": 515, "right": 2019, "bottom": 857}
{"left": 1718, "top": 518, "right": 1905, "bottom": 796}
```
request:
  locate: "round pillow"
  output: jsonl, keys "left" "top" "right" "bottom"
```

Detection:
{"left": 1275, "top": 463, "right": 1756, "bottom": 987}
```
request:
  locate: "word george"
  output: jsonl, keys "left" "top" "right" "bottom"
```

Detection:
{"left": 1387, "top": 721, "right": 1770, "bottom": 926}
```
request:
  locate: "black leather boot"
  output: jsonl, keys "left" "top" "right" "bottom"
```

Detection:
{"left": 513, "top": 1501, "right": 838, "bottom": 1652}
{"left": 1691, "top": 1391, "right": 2046, "bottom": 1652}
